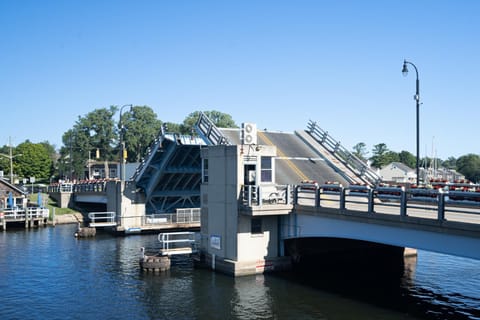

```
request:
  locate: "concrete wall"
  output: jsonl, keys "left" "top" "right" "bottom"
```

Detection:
{"left": 200, "top": 145, "right": 239, "bottom": 260}
{"left": 200, "top": 144, "right": 290, "bottom": 276}
{"left": 49, "top": 192, "right": 72, "bottom": 208}
{"left": 106, "top": 180, "right": 145, "bottom": 230}
{"left": 237, "top": 215, "right": 279, "bottom": 260}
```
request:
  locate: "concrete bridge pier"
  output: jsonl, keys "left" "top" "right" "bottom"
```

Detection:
{"left": 106, "top": 180, "right": 146, "bottom": 232}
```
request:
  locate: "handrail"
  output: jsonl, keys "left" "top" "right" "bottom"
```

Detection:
{"left": 48, "top": 181, "right": 110, "bottom": 193}
{"left": 88, "top": 211, "right": 116, "bottom": 225}
{"left": 243, "top": 182, "right": 480, "bottom": 225}
{"left": 144, "top": 208, "right": 201, "bottom": 225}
{"left": 293, "top": 184, "right": 480, "bottom": 224}
{"left": 1, "top": 207, "right": 49, "bottom": 220}
{"left": 157, "top": 231, "right": 198, "bottom": 255}
{"left": 306, "top": 120, "right": 381, "bottom": 186}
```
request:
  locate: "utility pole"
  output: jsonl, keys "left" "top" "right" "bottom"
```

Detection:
{"left": 0, "top": 137, "right": 22, "bottom": 184}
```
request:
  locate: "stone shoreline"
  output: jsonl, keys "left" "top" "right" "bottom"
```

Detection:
{"left": 51, "top": 212, "right": 84, "bottom": 225}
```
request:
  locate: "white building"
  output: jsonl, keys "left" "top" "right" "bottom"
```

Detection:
{"left": 379, "top": 162, "right": 416, "bottom": 183}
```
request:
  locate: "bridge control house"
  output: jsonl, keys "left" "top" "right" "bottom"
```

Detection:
{"left": 198, "top": 137, "right": 293, "bottom": 276}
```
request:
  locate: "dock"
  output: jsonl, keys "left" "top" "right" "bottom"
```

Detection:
{"left": 139, "top": 232, "right": 198, "bottom": 272}
{"left": 0, "top": 207, "right": 49, "bottom": 231}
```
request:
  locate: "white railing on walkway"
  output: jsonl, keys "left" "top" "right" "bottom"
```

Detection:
{"left": 157, "top": 231, "right": 198, "bottom": 256}
{"left": 144, "top": 208, "right": 201, "bottom": 225}
{"left": 88, "top": 211, "right": 116, "bottom": 227}
{"left": 1, "top": 207, "right": 49, "bottom": 220}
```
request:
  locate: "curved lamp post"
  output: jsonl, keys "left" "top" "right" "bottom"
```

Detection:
{"left": 402, "top": 60, "right": 420, "bottom": 184}
{"left": 119, "top": 104, "right": 133, "bottom": 183}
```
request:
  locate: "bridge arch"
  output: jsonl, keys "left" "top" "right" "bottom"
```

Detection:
{"left": 283, "top": 212, "right": 480, "bottom": 261}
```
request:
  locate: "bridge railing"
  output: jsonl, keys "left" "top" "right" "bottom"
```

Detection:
{"left": 73, "top": 180, "right": 108, "bottom": 193}
{"left": 306, "top": 120, "right": 381, "bottom": 186}
{"left": 144, "top": 208, "right": 201, "bottom": 225}
{"left": 241, "top": 185, "right": 293, "bottom": 207}
{"left": 195, "top": 111, "right": 232, "bottom": 145}
{"left": 48, "top": 183, "right": 73, "bottom": 193}
{"left": 295, "top": 184, "right": 480, "bottom": 224}
{"left": 48, "top": 180, "right": 110, "bottom": 194}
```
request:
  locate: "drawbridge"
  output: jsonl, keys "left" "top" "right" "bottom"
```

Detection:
{"left": 133, "top": 133, "right": 205, "bottom": 214}
{"left": 133, "top": 112, "right": 379, "bottom": 214}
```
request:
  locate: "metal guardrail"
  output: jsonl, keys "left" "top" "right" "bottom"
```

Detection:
{"left": 144, "top": 208, "right": 201, "bottom": 225}
{"left": 73, "top": 181, "right": 107, "bottom": 193}
{"left": 157, "top": 231, "right": 198, "bottom": 256}
{"left": 294, "top": 184, "right": 480, "bottom": 224}
{"left": 48, "top": 181, "right": 109, "bottom": 193}
{"left": 48, "top": 183, "right": 74, "bottom": 193}
{"left": 85, "top": 208, "right": 201, "bottom": 229}
{"left": 88, "top": 211, "right": 116, "bottom": 227}
{"left": 306, "top": 120, "right": 381, "bottom": 186}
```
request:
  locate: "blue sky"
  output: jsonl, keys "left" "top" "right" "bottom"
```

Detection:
{"left": 1, "top": 0, "right": 478, "bottom": 160}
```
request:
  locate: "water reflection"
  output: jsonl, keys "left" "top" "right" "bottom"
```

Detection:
{"left": 402, "top": 251, "right": 480, "bottom": 320}
{"left": 1, "top": 225, "right": 479, "bottom": 320}
{"left": 284, "top": 250, "right": 480, "bottom": 320}
{"left": 231, "top": 275, "right": 274, "bottom": 319}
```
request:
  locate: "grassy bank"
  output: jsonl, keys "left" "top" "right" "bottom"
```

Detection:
{"left": 28, "top": 192, "right": 80, "bottom": 218}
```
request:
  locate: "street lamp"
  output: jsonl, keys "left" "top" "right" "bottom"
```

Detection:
{"left": 119, "top": 104, "right": 133, "bottom": 183}
{"left": 402, "top": 59, "right": 420, "bottom": 185}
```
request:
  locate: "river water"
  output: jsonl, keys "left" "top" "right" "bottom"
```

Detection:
{"left": 0, "top": 224, "right": 479, "bottom": 320}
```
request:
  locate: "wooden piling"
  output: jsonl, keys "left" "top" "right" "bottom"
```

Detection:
{"left": 52, "top": 208, "right": 56, "bottom": 227}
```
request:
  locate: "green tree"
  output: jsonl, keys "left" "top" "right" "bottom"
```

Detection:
{"left": 456, "top": 154, "right": 480, "bottom": 183}
{"left": 122, "top": 106, "right": 162, "bottom": 162}
{"left": 39, "top": 141, "right": 58, "bottom": 181}
{"left": 15, "top": 141, "right": 53, "bottom": 181}
{"left": 59, "top": 106, "right": 118, "bottom": 180}
{"left": 398, "top": 150, "right": 416, "bottom": 169}
{"left": 162, "top": 122, "right": 182, "bottom": 134}
{"left": 384, "top": 150, "right": 400, "bottom": 164}
{"left": 182, "top": 110, "right": 238, "bottom": 134}
{"left": 442, "top": 156, "right": 457, "bottom": 170}
{"left": 0, "top": 144, "right": 24, "bottom": 181}
{"left": 352, "top": 142, "right": 368, "bottom": 161}
{"left": 369, "top": 143, "right": 390, "bottom": 168}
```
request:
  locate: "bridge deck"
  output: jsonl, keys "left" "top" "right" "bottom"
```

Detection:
{"left": 220, "top": 129, "right": 351, "bottom": 186}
